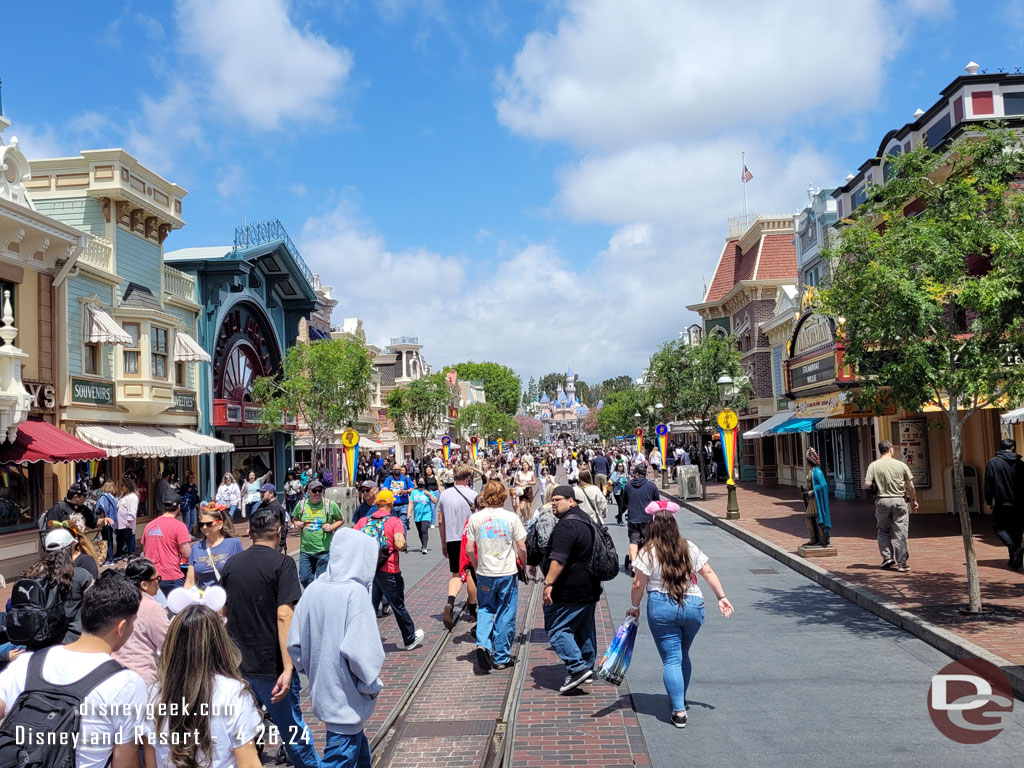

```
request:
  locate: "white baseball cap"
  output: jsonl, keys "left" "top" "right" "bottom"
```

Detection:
{"left": 44, "top": 528, "right": 75, "bottom": 552}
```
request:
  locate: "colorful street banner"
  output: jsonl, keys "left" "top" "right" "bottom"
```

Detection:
{"left": 718, "top": 426, "right": 738, "bottom": 484}
{"left": 470, "top": 437, "right": 479, "bottom": 464}
{"left": 634, "top": 428, "right": 643, "bottom": 455}
{"left": 441, "top": 435, "right": 451, "bottom": 464}
{"left": 341, "top": 429, "right": 360, "bottom": 486}
{"left": 656, "top": 424, "right": 668, "bottom": 465}
{"left": 497, "top": 439, "right": 503, "bottom": 455}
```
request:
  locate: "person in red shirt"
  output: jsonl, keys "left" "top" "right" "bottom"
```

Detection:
{"left": 141, "top": 493, "right": 193, "bottom": 596}
{"left": 354, "top": 490, "right": 424, "bottom": 650}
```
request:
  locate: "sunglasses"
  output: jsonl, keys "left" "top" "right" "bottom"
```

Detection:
{"left": 200, "top": 521, "right": 219, "bottom": 528}
{"left": 309, "top": 490, "right": 324, "bottom": 494}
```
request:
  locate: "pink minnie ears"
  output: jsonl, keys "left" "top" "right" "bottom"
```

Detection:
{"left": 645, "top": 499, "right": 680, "bottom": 516}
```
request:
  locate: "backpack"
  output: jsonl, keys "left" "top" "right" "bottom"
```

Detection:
{"left": 6, "top": 577, "right": 70, "bottom": 650}
{"left": 321, "top": 469, "right": 334, "bottom": 487}
{"left": 581, "top": 517, "right": 619, "bottom": 582}
{"left": 0, "top": 646, "right": 125, "bottom": 768}
{"left": 360, "top": 516, "right": 392, "bottom": 570}
{"left": 525, "top": 523, "right": 548, "bottom": 567}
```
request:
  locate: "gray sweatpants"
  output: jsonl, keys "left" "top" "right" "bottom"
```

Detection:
{"left": 875, "top": 497, "right": 910, "bottom": 566}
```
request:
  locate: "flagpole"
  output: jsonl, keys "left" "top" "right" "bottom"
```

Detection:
{"left": 741, "top": 151, "right": 748, "bottom": 222}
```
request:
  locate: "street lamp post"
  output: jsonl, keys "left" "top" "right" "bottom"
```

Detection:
{"left": 717, "top": 373, "right": 741, "bottom": 520}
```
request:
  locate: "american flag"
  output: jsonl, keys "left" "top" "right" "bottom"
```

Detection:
{"left": 741, "top": 165, "right": 753, "bottom": 183}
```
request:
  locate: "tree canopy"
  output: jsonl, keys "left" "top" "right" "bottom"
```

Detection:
{"left": 450, "top": 362, "right": 522, "bottom": 415}
{"left": 454, "top": 402, "right": 518, "bottom": 443}
{"left": 822, "top": 125, "right": 1024, "bottom": 612}
{"left": 595, "top": 389, "right": 649, "bottom": 440}
{"left": 384, "top": 372, "right": 451, "bottom": 458}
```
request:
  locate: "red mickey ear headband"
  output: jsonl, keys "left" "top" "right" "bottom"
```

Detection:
{"left": 645, "top": 499, "right": 680, "bottom": 516}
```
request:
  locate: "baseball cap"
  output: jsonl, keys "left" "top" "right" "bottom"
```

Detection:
{"left": 375, "top": 489, "right": 396, "bottom": 505}
{"left": 307, "top": 479, "right": 324, "bottom": 492}
{"left": 359, "top": 480, "right": 377, "bottom": 491}
{"left": 67, "top": 482, "right": 89, "bottom": 498}
{"left": 44, "top": 528, "right": 75, "bottom": 551}
{"left": 260, "top": 483, "right": 276, "bottom": 494}
{"left": 163, "top": 493, "right": 182, "bottom": 508}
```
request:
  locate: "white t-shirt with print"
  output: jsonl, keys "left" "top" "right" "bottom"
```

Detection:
{"left": 0, "top": 646, "right": 148, "bottom": 768}
{"left": 633, "top": 541, "right": 709, "bottom": 599}
{"left": 466, "top": 507, "right": 527, "bottom": 578}
{"left": 146, "top": 676, "right": 262, "bottom": 768}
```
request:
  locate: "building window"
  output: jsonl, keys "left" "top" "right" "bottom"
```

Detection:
{"left": 123, "top": 323, "right": 140, "bottom": 376}
{"left": 175, "top": 361, "right": 186, "bottom": 387}
{"left": 84, "top": 343, "right": 100, "bottom": 375}
{"left": 1004, "top": 91, "right": 1024, "bottom": 116}
{"left": 152, "top": 327, "right": 168, "bottom": 379}
{"left": 0, "top": 463, "right": 41, "bottom": 533}
{"left": 925, "top": 113, "right": 951, "bottom": 150}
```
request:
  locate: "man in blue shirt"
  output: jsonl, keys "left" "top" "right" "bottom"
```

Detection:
{"left": 352, "top": 481, "right": 378, "bottom": 526}
{"left": 380, "top": 467, "right": 415, "bottom": 530}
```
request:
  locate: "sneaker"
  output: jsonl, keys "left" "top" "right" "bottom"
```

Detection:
{"left": 381, "top": 604, "right": 392, "bottom": 617}
{"left": 671, "top": 712, "right": 688, "bottom": 729}
{"left": 404, "top": 629, "right": 425, "bottom": 651}
{"left": 897, "top": 564, "right": 911, "bottom": 572}
{"left": 421, "top": 548, "right": 428, "bottom": 554}
{"left": 442, "top": 602, "right": 455, "bottom": 630}
{"left": 476, "top": 646, "right": 492, "bottom": 671}
{"left": 558, "top": 668, "right": 593, "bottom": 693}
{"left": 493, "top": 659, "right": 515, "bottom": 670}
{"left": 880, "top": 560, "right": 895, "bottom": 570}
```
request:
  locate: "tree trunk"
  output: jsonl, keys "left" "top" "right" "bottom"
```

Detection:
{"left": 948, "top": 404, "right": 983, "bottom": 613}
{"left": 696, "top": 429, "right": 708, "bottom": 500}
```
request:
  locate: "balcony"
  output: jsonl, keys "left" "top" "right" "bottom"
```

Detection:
{"left": 390, "top": 336, "right": 419, "bottom": 346}
{"left": 164, "top": 265, "right": 197, "bottom": 304}
{"left": 79, "top": 236, "right": 113, "bottom": 273}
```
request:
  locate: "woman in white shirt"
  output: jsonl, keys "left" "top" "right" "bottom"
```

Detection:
{"left": 626, "top": 501, "right": 734, "bottom": 729}
{"left": 215, "top": 473, "right": 242, "bottom": 521}
{"left": 115, "top": 477, "right": 139, "bottom": 560}
{"left": 144, "top": 602, "right": 263, "bottom": 768}
{"left": 512, "top": 464, "right": 535, "bottom": 522}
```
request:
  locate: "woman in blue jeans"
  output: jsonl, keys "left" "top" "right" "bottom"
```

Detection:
{"left": 626, "top": 501, "right": 734, "bottom": 728}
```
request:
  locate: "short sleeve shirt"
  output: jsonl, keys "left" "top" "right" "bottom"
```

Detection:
{"left": 634, "top": 542, "right": 709, "bottom": 599}
{"left": 297, "top": 499, "right": 344, "bottom": 554}
{"left": 221, "top": 545, "right": 303, "bottom": 677}
{"left": 188, "top": 537, "right": 245, "bottom": 589}
{"left": 437, "top": 486, "right": 478, "bottom": 543}
{"left": 467, "top": 508, "right": 527, "bottom": 577}
{"left": 865, "top": 457, "right": 914, "bottom": 498}
{"left": 354, "top": 513, "right": 406, "bottom": 573}
{"left": 545, "top": 510, "right": 601, "bottom": 604}
{"left": 141, "top": 515, "right": 191, "bottom": 581}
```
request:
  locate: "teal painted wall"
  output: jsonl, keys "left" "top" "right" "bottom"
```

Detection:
{"left": 33, "top": 198, "right": 106, "bottom": 238}
{"left": 165, "top": 304, "right": 198, "bottom": 389}
{"left": 67, "top": 275, "right": 115, "bottom": 377}
{"left": 114, "top": 229, "right": 161, "bottom": 293}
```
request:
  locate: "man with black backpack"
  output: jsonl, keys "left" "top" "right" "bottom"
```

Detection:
{"left": 542, "top": 485, "right": 606, "bottom": 694}
{"left": 0, "top": 571, "right": 147, "bottom": 768}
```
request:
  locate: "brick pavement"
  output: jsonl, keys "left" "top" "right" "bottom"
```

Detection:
{"left": 676, "top": 479, "right": 1024, "bottom": 667}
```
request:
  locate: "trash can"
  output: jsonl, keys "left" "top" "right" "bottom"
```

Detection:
{"left": 677, "top": 465, "right": 702, "bottom": 500}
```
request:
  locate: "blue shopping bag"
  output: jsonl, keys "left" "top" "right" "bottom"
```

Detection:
{"left": 596, "top": 615, "right": 638, "bottom": 686}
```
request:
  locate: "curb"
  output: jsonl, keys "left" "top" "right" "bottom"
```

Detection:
{"left": 671, "top": 492, "right": 1024, "bottom": 701}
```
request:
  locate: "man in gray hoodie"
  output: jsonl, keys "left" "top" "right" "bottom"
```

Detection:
{"left": 288, "top": 527, "right": 385, "bottom": 768}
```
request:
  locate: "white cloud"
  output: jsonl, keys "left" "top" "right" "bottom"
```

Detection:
{"left": 176, "top": 0, "right": 353, "bottom": 130}
{"left": 495, "top": 0, "right": 898, "bottom": 150}
{"left": 216, "top": 165, "right": 248, "bottom": 199}
{"left": 124, "top": 81, "right": 204, "bottom": 173}
{"left": 290, "top": 182, "right": 308, "bottom": 197}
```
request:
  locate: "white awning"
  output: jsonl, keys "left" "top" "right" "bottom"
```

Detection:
{"left": 360, "top": 436, "right": 387, "bottom": 450}
{"left": 84, "top": 305, "right": 132, "bottom": 345}
{"left": 742, "top": 411, "right": 795, "bottom": 440}
{"left": 1001, "top": 407, "right": 1024, "bottom": 426}
{"left": 815, "top": 416, "right": 875, "bottom": 430}
{"left": 75, "top": 424, "right": 234, "bottom": 458}
{"left": 173, "top": 332, "right": 211, "bottom": 363}
{"left": 163, "top": 426, "right": 234, "bottom": 454}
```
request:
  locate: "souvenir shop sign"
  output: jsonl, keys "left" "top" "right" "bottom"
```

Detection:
{"left": 70, "top": 377, "right": 114, "bottom": 406}
{"left": 170, "top": 391, "right": 196, "bottom": 412}
{"left": 24, "top": 381, "right": 56, "bottom": 413}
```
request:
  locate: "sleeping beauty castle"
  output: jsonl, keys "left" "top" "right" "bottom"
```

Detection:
{"left": 526, "top": 367, "right": 591, "bottom": 441}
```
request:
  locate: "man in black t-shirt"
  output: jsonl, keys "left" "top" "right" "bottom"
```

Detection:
{"left": 623, "top": 466, "right": 660, "bottom": 573}
{"left": 221, "top": 509, "right": 322, "bottom": 768}
{"left": 542, "top": 485, "right": 601, "bottom": 694}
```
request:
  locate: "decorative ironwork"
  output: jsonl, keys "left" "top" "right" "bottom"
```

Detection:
{"left": 232, "top": 219, "right": 314, "bottom": 289}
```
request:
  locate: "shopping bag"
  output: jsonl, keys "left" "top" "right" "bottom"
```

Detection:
{"left": 596, "top": 615, "right": 638, "bottom": 686}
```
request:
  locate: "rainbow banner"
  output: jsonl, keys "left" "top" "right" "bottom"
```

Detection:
{"left": 441, "top": 436, "right": 451, "bottom": 464}
{"left": 497, "top": 439, "right": 503, "bottom": 455}
{"left": 656, "top": 424, "right": 668, "bottom": 465}
{"left": 718, "top": 425, "right": 738, "bottom": 484}
{"left": 636, "top": 435, "right": 643, "bottom": 455}
{"left": 470, "top": 438, "right": 479, "bottom": 465}
{"left": 341, "top": 429, "right": 360, "bottom": 486}
{"left": 602, "top": 439, "right": 606, "bottom": 450}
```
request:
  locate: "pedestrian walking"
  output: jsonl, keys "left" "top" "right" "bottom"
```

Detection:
{"left": 466, "top": 482, "right": 527, "bottom": 671}
{"left": 184, "top": 505, "right": 243, "bottom": 590}
{"left": 985, "top": 437, "right": 1024, "bottom": 569}
{"left": 626, "top": 501, "right": 733, "bottom": 728}
{"left": 255, "top": 483, "right": 290, "bottom": 553}
{"left": 352, "top": 481, "right": 378, "bottom": 527}
{"left": 221, "top": 508, "right": 322, "bottom": 768}
{"left": 140, "top": 494, "right": 192, "bottom": 595}
{"left": 864, "top": 440, "right": 918, "bottom": 572}
{"left": 215, "top": 473, "right": 242, "bottom": 520}
{"left": 410, "top": 479, "right": 437, "bottom": 554}
{"left": 437, "top": 465, "right": 479, "bottom": 628}
{"left": 115, "top": 477, "right": 139, "bottom": 560}
{"left": 112, "top": 557, "right": 169, "bottom": 687}
{"left": 294, "top": 479, "right": 345, "bottom": 588}
{"left": 288, "top": 528, "right": 385, "bottom": 768}
{"left": 610, "top": 462, "right": 628, "bottom": 525}
{"left": 354, "top": 490, "right": 425, "bottom": 650}
{"left": 542, "top": 485, "right": 601, "bottom": 694}
{"left": 576, "top": 470, "right": 608, "bottom": 524}
{"left": 623, "top": 465, "right": 660, "bottom": 574}
{"left": 380, "top": 465, "right": 415, "bottom": 530}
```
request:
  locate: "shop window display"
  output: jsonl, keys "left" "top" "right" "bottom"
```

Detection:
{"left": 0, "top": 464, "right": 40, "bottom": 532}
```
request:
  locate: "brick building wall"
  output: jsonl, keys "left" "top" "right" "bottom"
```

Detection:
{"left": 734, "top": 298, "right": 777, "bottom": 401}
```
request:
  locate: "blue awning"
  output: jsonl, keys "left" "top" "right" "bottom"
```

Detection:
{"left": 309, "top": 327, "right": 330, "bottom": 341}
{"left": 772, "top": 417, "right": 822, "bottom": 434}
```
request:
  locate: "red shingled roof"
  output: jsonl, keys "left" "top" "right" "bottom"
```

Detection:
{"left": 703, "top": 233, "right": 796, "bottom": 303}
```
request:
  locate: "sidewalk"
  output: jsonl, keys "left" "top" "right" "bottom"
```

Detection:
{"left": 669, "top": 478, "right": 1024, "bottom": 668}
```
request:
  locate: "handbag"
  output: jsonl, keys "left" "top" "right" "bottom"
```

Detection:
{"left": 596, "top": 615, "right": 638, "bottom": 686}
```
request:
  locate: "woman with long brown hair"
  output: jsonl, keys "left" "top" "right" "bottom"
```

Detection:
{"left": 16, "top": 527, "right": 95, "bottom": 648}
{"left": 144, "top": 603, "right": 262, "bottom": 768}
{"left": 183, "top": 504, "right": 243, "bottom": 590}
{"left": 626, "top": 502, "right": 734, "bottom": 728}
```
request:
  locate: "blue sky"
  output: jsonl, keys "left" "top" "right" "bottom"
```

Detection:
{"left": 3, "top": 0, "right": 1020, "bottom": 384}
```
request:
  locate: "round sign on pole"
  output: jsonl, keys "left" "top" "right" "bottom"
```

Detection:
{"left": 717, "top": 409, "right": 739, "bottom": 431}
{"left": 372, "top": 422, "right": 383, "bottom": 435}
{"left": 441, "top": 436, "right": 451, "bottom": 446}
{"left": 633, "top": 428, "right": 643, "bottom": 437}
{"left": 656, "top": 424, "right": 668, "bottom": 436}
{"left": 341, "top": 429, "right": 360, "bottom": 448}
{"left": 470, "top": 436, "right": 478, "bottom": 444}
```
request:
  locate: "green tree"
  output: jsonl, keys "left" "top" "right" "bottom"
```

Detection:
{"left": 384, "top": 373, "right": 451, "bottom": 463}
{"left": 646, "top": 335, "right": 750, "bottom": 497}
{"left": 601, "top": 375, "right": 635, "bottom": 394}
{"left": 538, "top": 372, "right": 564, "bottom": 399}
{"left": 526, "top": 376, "right": 539, "bottom": 405}
{"left": 251, "top": 338, "right": 373, "bottom": 482}
{"left": 575, "top": 379, "right": 593, "bottom": 406}
{"left": 450, "top": 362, "right": 522, "bottom": 415}
{"left": 822, "top": 126, "right": 1024, "bottom": 613}
{"left": 595, "top": 389, "right": 648, "bottom": 441}
{"left": 454, "top": 402, "right": 517, "bottom": 445}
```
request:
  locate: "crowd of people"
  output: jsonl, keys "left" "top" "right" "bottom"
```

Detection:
{"left": 0, "top": 437, "right": 733, "bottom": 766}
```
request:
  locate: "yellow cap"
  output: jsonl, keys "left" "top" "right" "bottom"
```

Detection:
{"left": 375, "top": 489, "right": 395, "bottom": 506}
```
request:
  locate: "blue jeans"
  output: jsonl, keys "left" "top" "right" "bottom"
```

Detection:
{"left": 475, "top": 574, "right": 518, "bottom": 664}
{"left": 372, "top": 571, "right": 416, "bottom": 646}
{"left": 323, "top": 730, "right": 370, "bottom": 768}
{"left": 158, "top": 577, "right": 185, "bottom": 597}
{"left": 543, "top": 602, "right": 597, "bottom": 676}
{"left": 393, "top": 506, "right": 410, "bottom": 531}
{"left": 182, "top": 505, "right": 197, "bottom": 538}
{"left": 646, "top": 592, "right": 706, "bottom": 712}
{"left": 299, "top": 550, "right": 330, "bottom": 588}
{"left": 247, "top": 670, "right": 322, "bottom": 768}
